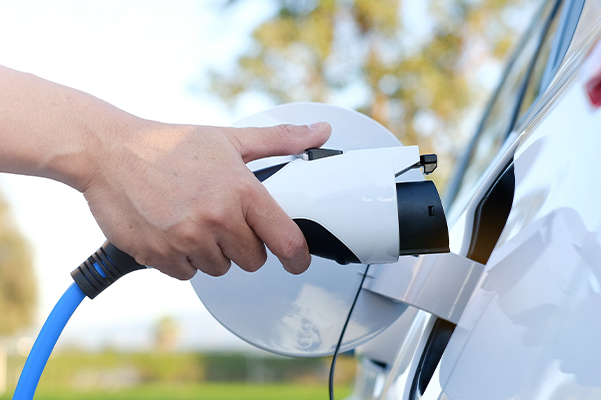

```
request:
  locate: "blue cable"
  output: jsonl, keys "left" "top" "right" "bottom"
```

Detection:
{"left": 11, "top": 242, "right": 144, "bottom": 399}
{"left": 13, "top": 283, "right": 86, "bottom": 400}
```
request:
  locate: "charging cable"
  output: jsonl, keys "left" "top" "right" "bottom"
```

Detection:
{"left": 328, "top": 265, "right": 369, "bottom": 400}
{"left": 12, "top": 283, "right": 85, "bottom": 400}
{"left": 13, "top": 241, "right": 368, "bottom": 400}
{"left": 12, "top": 242, "right": 144, "bottom": 400}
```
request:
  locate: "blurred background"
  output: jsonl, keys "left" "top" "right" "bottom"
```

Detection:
{"left": 0, "top": 0, "right": 538, "bottom": 398}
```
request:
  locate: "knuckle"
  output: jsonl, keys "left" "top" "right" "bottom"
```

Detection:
{"left": 132, "top": 242, "right": 164, "bottom": 267}
{"left": 173, "top": 267, "right": 197, "bottom": 281}
{"left": 187, "top": 252, "right": 231, "bottom": 277}
{"left": 203, "top": 205, "right": 230, "bottom": 229}
{"left": 153, "top": 258, "right": 197, "bottom": 281}
{"left": 241, "top": 249, "right": 268, "bottom": 273}
{"left": 173, "top": 222, "right": 199, "bottom": 248}
{"left": 225, "top": 128, "right": 245, "bottom": 155}
{"left": 235, "top": 178, "right": 258, "bottom": 199}
{"left": 205, "top": 260, "right": 231, "bottom": 277}
{"left": 279, "top": 232, "right": 306, "bottom": 261}
{"left": 274, "top": 124, "right": 296, "bottom": 140}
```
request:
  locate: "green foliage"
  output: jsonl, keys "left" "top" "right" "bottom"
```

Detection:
{"left": 0, "top": 194, "right": 35, "bottom": 336}
{"left": 209, "top": 0, "right": 526, "bottom": 188}
{"left": 6, "top": 350, "right": 355, "bottom": 390}
{"left": 31, "top": 351, "right": 205, "bottom": 388}
{"left": 2, "top": 382, "right": 352, "bottom": 400}
{"left": 202, "top": 353, "right": 326, "bottom": 382}
{"left": 153, "top": 316, "right": 180, "bottom": 353}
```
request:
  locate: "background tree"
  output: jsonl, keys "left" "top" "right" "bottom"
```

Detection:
{"left": 0, "top": 192, "right": 36, "bottom": 395}
{"left": 208, "top": 0, "right": 528, "bottom": 188}
{"left": 153, "top": 316, "right": 180, "bottom": 353}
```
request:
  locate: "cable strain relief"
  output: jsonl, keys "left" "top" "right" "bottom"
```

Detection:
{"left": 71, "top": 241, "right": 145, "bottom": 299}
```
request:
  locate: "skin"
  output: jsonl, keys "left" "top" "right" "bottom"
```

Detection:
{"left": 0, "top": 65, "right": 332, "bottom": 279}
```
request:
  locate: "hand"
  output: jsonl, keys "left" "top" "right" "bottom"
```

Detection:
{"left": 82, "top": 121, "right": 331, "bottom": 280}
{"left": 0, "top": 65, "right": 331, "bottom": 279}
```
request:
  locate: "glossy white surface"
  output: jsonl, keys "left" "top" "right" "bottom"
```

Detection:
{"left": 425, "top": 31, "right": 601, "bottom": 400}
{"left": 264, "top": 146, "right": 420, "bottom": 264}
{"left": 348, "top": 5, "right": 601, "bottom": 399}
{"left": 364, "top": 254, "right": 484, "bottom": 324}
{"left": 191, "top": 103, "right": 411, "bottom": 357}
{"left": 355, "top": 307, "right": 421, "bottom": 366}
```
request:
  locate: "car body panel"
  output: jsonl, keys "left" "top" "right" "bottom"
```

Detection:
{"left": 421, "top": 8, "right": 601, "bottom": 400}
{"left": 425, "top": 70, "right": 601, "bottom": 400}
{"left": 348, "top": 0, "right": 601, "bottom": 399}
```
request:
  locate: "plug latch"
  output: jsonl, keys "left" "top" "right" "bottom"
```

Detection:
{"left": 419, "top": 154, "right": 437, "bottom": 175}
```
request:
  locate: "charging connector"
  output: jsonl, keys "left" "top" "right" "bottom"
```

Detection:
{"left": 13, "top": 242, "right": 145, "bottom": 400}
{"left": 71, "top": 241, "right": 146, "bottom": 299}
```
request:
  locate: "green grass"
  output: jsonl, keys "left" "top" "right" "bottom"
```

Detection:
{"left": 2, "top": 382, "right": 352, "bottom": 400}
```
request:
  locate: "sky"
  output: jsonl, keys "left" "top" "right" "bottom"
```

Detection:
{"left": 0, "top": 0, "right": 280, "bottom": 352}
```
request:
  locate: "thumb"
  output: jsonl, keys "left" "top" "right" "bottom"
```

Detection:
{"left": 228, "top": 122, "right": 332, "bottom": 163}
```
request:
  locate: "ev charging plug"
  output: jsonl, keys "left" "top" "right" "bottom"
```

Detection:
{"left": 255, "top": 145, "right": 449, "bottom": 265}
{"left": 73, "top": 144, "right": 449, "bottom": 299}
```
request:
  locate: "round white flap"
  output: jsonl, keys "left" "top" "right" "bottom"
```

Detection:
{"left": 190, "top": 103, "right": 409, "bottom": 357}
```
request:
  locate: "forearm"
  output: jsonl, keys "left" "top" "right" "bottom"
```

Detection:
{"left": 0, "top": 65, "right": 147, "bottom": 191}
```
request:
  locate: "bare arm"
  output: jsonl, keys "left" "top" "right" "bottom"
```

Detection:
{"left": 0, "top": 65, "right": 331, "bottom": 279}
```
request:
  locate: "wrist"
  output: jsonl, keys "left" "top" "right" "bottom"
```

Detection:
{"left": 79, "top": 115, "right": 186, "bottom": 195}
{"left": 53, "top": 105, "right": 156, "bottom": 194}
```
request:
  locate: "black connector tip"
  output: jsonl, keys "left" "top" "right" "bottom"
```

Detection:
{"left": 396, "top": 181, "right": 449, "bottom": 256}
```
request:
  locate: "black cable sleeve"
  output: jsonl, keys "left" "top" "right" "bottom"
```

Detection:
{"left": 71, "top": 241, "right": 146, "bottom": 299}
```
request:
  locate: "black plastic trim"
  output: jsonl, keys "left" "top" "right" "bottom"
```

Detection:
{"left": 305, "top": 148, "right": 343, "bottom": 160}
{"left": 253, "top": 162, "right": 288, "bottom": 182}
{"left": 467, "top": 162, "right": 515, "bottom": 264}
{"left": 396, "top": 181, "right": 449, "bottom": 256}
{"left": 293, "top": 219, "right": 361, "bottom": 265}
{"left": 409, "top": 318, "right": 456, "bottom": 400}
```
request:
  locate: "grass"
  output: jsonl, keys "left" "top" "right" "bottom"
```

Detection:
{"left": 1, "top": 382, "right": 352, "bottom": 400}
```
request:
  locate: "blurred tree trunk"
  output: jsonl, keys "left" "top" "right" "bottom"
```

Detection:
{"left": 0, "top": 340, "right": 5, "bottom": 396}
{"left": 154, "top": 316, "right": 180, "bottom": 353}
{"left": 0, "top": 193, "right": 37, "bottom": 395}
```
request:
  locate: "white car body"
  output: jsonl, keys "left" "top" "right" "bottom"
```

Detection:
{"left": 349, "top": 0, "right": 601, "bottom": 399}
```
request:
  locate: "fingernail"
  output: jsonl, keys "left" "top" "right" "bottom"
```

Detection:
{"left": 308, "top": 121, "right": 325, "bottom": 130}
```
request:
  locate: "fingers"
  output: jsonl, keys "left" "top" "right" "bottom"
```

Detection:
{"left": 243, "top": 182, "right": 311, "bottom": 274}
{"left": 229, "top": 122, "right": 332, "bottom": 163}
{"left": 164, "top": 224, "right": 267, "bottom": 279}
{"left": 151, "top": 242, "right": 232, "bottom": 280}
{"left": 217, "top": 221, "right": 268, "bottom": 273}
{"left": 186, "top": 245, "right": 232, "bottom": 278}
{"left": 157, "top": 196, "right": 271, "bottom": 278}
{"left": 172, "top": 230, "right": 267, "bottom": 279}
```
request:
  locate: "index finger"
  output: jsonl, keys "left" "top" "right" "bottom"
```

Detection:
{"left": 243, "top": 181, "right": 311, "bottom": 274}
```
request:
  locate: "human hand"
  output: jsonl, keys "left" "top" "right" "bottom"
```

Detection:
{"left": 82, "top": 121, "right": 331, "bottom": 280}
